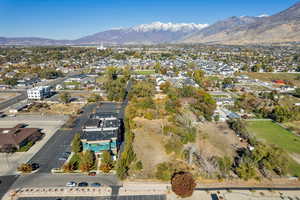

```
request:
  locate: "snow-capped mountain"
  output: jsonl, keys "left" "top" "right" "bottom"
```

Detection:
{"left": 74, "top": 22, "right": 208, "bottom": 44}
{"left": 0, "top": 22, "right": 208, "bottom": 45}
{"left": 130, "top": 22, "right": 208, "bottom": 32}
{"left": 2, "top": 1, "right": 300, "bottom": 46}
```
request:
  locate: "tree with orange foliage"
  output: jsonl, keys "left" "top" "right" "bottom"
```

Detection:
{"left": 171, "top": 172, "right": 196, "bottom": 198}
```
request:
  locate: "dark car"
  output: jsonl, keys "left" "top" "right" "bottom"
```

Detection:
{"left": 78, "top": 182, "right": 88, "bottom": 187}
{"left": 91, "top": 182, "right": 101, "bottom": 187}
{"left": 31, "top": 163, "right": 40, "bottom": 170}
{"left": 211, "top": 193, "right": 219, "bottom": 200}
{"left": 88, "top": 172, "right": 96, "bottom": 176}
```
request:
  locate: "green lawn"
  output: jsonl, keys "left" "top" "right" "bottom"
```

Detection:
{"left": 246, "top": 120, "right": 300, "bottom": 176}
{"left": 246, "top": 120, "right": 300, "bottom": 154}
{"left": 239, "top": 72, "right": 300, "bottom": 87}
{"left": 133, "top": 70, "right": 155, "bottom": 75}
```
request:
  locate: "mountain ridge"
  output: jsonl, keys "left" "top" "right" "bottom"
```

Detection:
{"left": 182, "top": 1, "right": 300, "bottom": 44}
{"left": 1, "top": 1, "right": 300, "bottom": 46}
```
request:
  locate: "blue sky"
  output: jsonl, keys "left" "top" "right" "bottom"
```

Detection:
{"left": 0, "top": 0, "right": 298, "bottom": 39}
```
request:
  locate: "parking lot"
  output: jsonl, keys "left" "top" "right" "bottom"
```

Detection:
{"left": 0, "top": 114, "right": 68, "bottom": 176}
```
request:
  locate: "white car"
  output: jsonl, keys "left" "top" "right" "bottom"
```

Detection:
{"left": 66, "top": 181, "right": 77, "bottom": 187}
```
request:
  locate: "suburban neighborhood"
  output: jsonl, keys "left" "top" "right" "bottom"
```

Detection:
{"left": 1, "top": 1, "right": 300, "bottom": 199}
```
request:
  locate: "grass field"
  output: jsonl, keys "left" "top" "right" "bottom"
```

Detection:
{"left": 246, "top": 120, "right": 300, "bottom": 176}
{"left": 133, "top": 70, "right": 155, "bottom": 75}
{"left": 246, "top": 120, "right": 300, "bottom": 154}
{"left": 240, "top": 72, "right": 300, "bottom": 87}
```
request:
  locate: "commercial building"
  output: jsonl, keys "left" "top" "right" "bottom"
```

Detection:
{"left": 0, "top": 125, "right": 42, "bottom": 152}
{"left": 81, "top": 112, "right": 121, "bottom": 159}
{"left": 27, "top": 86, "right": 51, "bottom": 100}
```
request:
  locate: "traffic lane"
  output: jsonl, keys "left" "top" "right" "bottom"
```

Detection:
{"left": 17, "top": 195, "right": 166, "bottom": 200}
{"left": 0, "top": 92, "right": 26, "bottom": 111}
{"left": 0, "top": 175, "right": 19, "bottom": 199}
{"left": 11, "top": 173, "right": 118, "bottom": 189}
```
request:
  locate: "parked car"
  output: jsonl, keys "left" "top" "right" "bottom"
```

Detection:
{"left": 88, "top": 172, "right": 96, "bottom": 176}
{"left": 66, "top": 181, "right": 77, "bottom": 187}
{"left": 211, "top": 194, "right": 219, "bottom": 200}
{"left": 91, "top": 182, "right": 101, "bottom": 187}
{"left": 59, "top": 152, "right": 70, "bottom": 161}
{"left": 78, "top": 182, "right": 88, "bottom": 187}
{"left": 58, "top": 157, "right": 67, "bottom": 161}
{"left": 31, "top": 163, "right": 39, "bottom": 170}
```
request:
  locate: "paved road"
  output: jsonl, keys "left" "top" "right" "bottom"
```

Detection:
{"left": 195, "top": 187, "right": 300, "bottom": 191}
{"left": 0, "top": 175, "right": 19, "bottom": 199}
{"left": 0, "top": 91, "right": 27, "bottom": 111}
{"left": 18, "top": 195, "right": 166, "bottom": 200}
{"left": 11, "top": 173, "right": 118, "bottom": 189}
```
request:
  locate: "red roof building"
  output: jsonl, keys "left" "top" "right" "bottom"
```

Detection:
{"left": 273, "top": 80, "right": 286, "bottom": 85}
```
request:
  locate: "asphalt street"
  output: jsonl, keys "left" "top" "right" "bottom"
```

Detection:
{"left": 11, "top": 173, "right": 118, "bottom": 188}
{"left": 0, "top": 91, "right": 27, "bottom": 111}
{"left": 0, "top": 175, "right": 19, "bottom": 198}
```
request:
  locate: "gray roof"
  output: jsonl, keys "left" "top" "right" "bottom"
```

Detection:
{"left": 81, "top": 130, "right": 118, "bottom": 141}
{"left": 84, "top": 119, "right": 100, "bottom": 128}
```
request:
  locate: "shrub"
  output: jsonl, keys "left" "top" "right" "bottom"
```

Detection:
{"left": 17, "top": 163, "right": 33, "bottom": 173}
{"left": 100, "top": 163, "right": 113, "bottom": 173}
{"left": 62, "top": 163, "right": 74, "bottom": 172}
{"left": 155, "top": 162, "right": 176, "bottom": 181}
{"left": 135, "top": 161, "right": 143, "bottom": 171}
{"left": 18, "top": 141, "right": 34, "bottom": 152}
{"left": 164, "top": 138, "right": 183, "bottom": 155}
{"left": 171, "top": 172, "right": 196, "bottom": 198}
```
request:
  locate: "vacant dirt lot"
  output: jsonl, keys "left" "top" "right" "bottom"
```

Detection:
{"left": 197, "top": 122, "right": 245, "bottom": 158}
{"left": 24, "top": 102, "right": 84, "bottom": 115}
{"left": 132, "top": 118, "right": 169, "bottom": 178}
